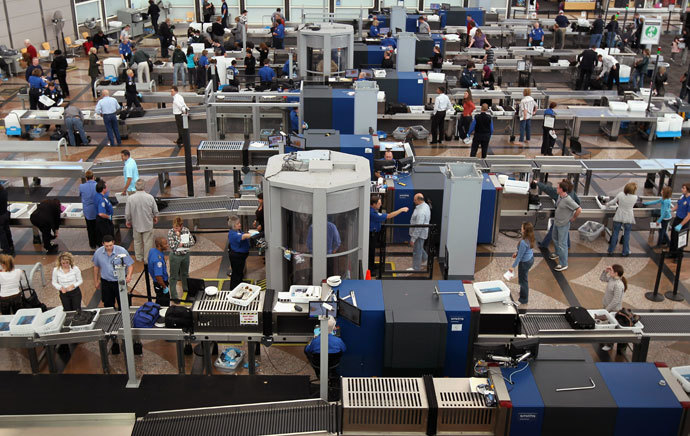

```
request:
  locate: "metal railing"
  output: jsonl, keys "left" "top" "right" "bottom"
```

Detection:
{"left": 375, "top": 223, "right": 438, "bottom": 279}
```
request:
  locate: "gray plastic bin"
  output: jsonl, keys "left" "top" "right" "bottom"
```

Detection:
{"left": 578, "top": 221, "right": 605, "bottom": 242}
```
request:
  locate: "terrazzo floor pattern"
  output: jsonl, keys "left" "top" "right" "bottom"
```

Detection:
{"left": 1, "top": 52, "right": 690, "bottom": 377}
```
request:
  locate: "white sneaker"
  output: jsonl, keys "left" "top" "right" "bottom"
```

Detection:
{"left": 601, "top": 345, "right": 612, "bottom": 351}
{"left": 406, "top": 267, "right": 415, "bottom": 271}
{"left": 549, "top": 253, "right": 559, "bottom": 260}
{"left": 554, "top": 264, "right": 568, "bottom": 272}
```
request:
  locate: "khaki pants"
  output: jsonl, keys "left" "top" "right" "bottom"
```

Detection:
{"left": 137, "top": 61, "right": 150, "bottom": 84}
{"left": 134, "top": 229, "right": 154, "bottom": 262}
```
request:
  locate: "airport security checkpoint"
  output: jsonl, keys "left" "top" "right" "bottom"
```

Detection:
{"left": 2, "top": 0, "right": 690, "bottom": 434}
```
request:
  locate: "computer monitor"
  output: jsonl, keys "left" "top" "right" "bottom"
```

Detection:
{"left": 309, "top": 301, "right": 338, "bottom": 318}
{"left": 374, "top": 158, "right": 397, "bottom": 174}
{"left": 360, "top": 69, "right": 374, "bottom": 79}
{"left": 441, "top": 3, "right": 451, "bottom": 9}
{"left": 289, "top": 134, "right": 306, "bottom": 150}
{"left": 379, "top": 27, "right": 390, "bottom": 35}
{"left": 268, "top": 135, "right": 285, "bottom": 148}
{"left": 398, "top": 156, "right": 414, "bottom": 172}
{"left": 338, "top": 298, "right": 362, "bottom": 327}
{"left": 345, "top": 68, "right": 359, "bottom": 78}
{"left": 430, "top": 3, "right": 441, "bottom": 10}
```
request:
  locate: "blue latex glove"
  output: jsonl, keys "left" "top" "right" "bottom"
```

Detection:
{"left": 163, "top": 287, "right": 169, "bottom": 294}
{"left": 675, "top": 224, "right": 682, "bottom": 232}
{"left": 540, "top": 41, "right": 544, "bottom": 46}
{"left": 528, "top": 42, "right": 532, "bottom": 47}
{"left": 137, "top": 93, "right": 142, "bottom": 98}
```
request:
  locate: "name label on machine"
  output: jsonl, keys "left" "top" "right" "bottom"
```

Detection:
{"left": 449, "top": 316, "right": 464, "bottom": 331}
{"left": 239, "top": 312, "right": 259, "bottom": 325}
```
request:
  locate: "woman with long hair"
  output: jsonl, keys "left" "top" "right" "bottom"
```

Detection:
{"left": 510, "top": 222, "right": 535, "bottom": 304}
{"left": 600, "top": 264, "right": 627, "bottom": 351}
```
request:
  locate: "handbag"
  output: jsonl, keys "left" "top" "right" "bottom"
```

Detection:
{"left": 614, "top": 308, "right": 640, "bottom": 327}
{"left": 20, "top": 270, "right": 47, "bottom": 311}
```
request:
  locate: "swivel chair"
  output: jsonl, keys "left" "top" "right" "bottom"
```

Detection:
{"left": 305, "top": 349, "right": 343, "bottom": 401}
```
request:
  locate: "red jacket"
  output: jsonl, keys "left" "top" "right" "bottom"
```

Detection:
{"left": 26, "top": 44, "right": 37, "bottom": 60}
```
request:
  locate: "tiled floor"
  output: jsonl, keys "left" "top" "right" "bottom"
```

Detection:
{"left": 1, "top": 44, "right": 689, "bottom": 378}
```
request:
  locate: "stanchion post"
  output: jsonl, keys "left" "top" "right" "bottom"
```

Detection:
{"left": 645, "top": 250, "right": 666, "bottom": 302}
{"left": 665, "top": 251, "right": 686, "bottom": 301}
{"left": 183, "top": 112, "right": 194, "bottom": 197}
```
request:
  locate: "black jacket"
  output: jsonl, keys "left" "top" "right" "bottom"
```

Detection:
{"left": 431, "top": 53, "right": 443, "bottom": 69}
{"left": 31, "top": 199, "right": 61, "bottom": 231}
{"left": 212, "top": 22, "right": 225, "bottom": 37}
{"left": 592, "top": 18, "right": 604, "bottom": 35}
{"left": 148, "top": 3, "right": 160, "bottom": 18}
{"left": 0, "top": 187, "right": 7, "bottom": 215}
{"left": 474, "top": 112, "right": 493, "bottom": 137}
{"left": 244, "top": 55, "right": 256, "bottom": 75}
{"left": 160, "top": 22, "right": 173, "bottom": 41}
{"left": 51, "top": 55, "right": 68, "bottom": 74}
{"left": 125, "top": 76, "right": 137, "bottom": 95}
{"left": 381, "top": 57, "right": 394, "bottom": 69}
{"left": 578, "top": 49, "right": 597, "bottom": 71}
{"left": 92, "top": 33, "right": 109, "bottom": 46}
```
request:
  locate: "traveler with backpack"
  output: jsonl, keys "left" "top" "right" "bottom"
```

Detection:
{"left": 52, "top": 252, "right": 83, "bottom": 311}
{"left": 93, "top": 235, "right": 134, "bottom": 310}
{"left": 148, "top": 237, "right": 171, "bottom": 306}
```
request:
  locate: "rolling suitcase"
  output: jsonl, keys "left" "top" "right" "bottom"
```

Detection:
{"left": 565, "top": 306, "right": 595, "bottom": 329}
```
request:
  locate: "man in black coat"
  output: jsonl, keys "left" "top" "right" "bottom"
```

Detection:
{"left": 30, "top": 199, "right": 62, "bottom": 254}
{"left": 159, "top": 18, "right": 174, "bottom": 58}
{"left": 577, "top": 46, "right": 598, "bottom": 90}
{"left": 148, "top": 0, "right": 161, "bottom": 34}
{"left": 50, "top": 49, "right": 69, "bottom": 97}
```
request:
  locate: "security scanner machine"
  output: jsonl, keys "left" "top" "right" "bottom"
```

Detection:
{"left": 264, "top": 151, "right": 371, "bottom": 290}
{"left": 298, "top": 23, "right": 355, "bottom": 79}
{"left": 116, "top": 8, "right": 150, "bottom": 38}
{"left": 301, "top": 81, "right": 378, "bottom": 135}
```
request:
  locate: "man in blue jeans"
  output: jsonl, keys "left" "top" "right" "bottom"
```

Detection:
{"left": 533, "top": 179, "right": 580, "bottom": 249}
{"left": 550, "top": 180, "right": 582, "bottom": 272}
{"left": 95, "top": 90, "right": 122, "bottom": 146}
{"left": 63, "top": 103, "right": 90, "bottom": 146}
{"left": 590, "top": 14, "right": 604, "bottom": 49}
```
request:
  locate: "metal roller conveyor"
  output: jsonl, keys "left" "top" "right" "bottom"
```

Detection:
{"left": 92, "top": 157, "right": 199, "bottom": 192}
{"left": 581, "top": 159, "right": 667, "bottom": 195}
{"left": 112, "top": 91, "right": 205, "bottom": 105}
{"left": 0, "top": 160, "right": 93, "bottom": 197}
{"left": 112, "top": 195, "right": 257, "bottom": 220}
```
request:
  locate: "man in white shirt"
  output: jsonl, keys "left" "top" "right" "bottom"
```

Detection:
{"left": 431, "top": 86, "right": 453, "bottom": 144}
{"left": 408, "top": 193, "right": 431, "bottom": 271}
{"left": 597, "top": 53, "right": 619, "bottom": 90}
{"left": 171, "top": 85, "right": 189, "bottom": 146}
{"left": 120, "top": 25, "right": 131, "bottom": 42}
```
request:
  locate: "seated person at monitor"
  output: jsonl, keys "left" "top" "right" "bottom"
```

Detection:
{"left": 380, "top": 32, "right": 396, "bottom": 50}
{"left": 305, "top": 316, "right": 347, "bottom": 355}
{"left": 381, "top": 51, "right": 394, "bottom": 69}
{"left": 368, "top": 19, "right": 380, "bottom": 38}
{"left": 258, "top": 59, "right": 276, "bottom": 86}
{"left": 373, "top": 150, "right": 396, "bottom": 179}
{"left": 357, "top": 71, "right": 371, "bottom": 81}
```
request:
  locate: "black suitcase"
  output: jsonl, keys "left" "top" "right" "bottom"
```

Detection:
{"left": 565, "top": 306, "right": 595, "bottom": 329}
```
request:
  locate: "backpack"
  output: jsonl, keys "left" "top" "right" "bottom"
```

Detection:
{"left": 615, "top": 308, "right": 640, "bottom": 327}
{"left": 164, "top": 306, "right": 193, "bottom": 330}
{"left": 132, "top": 302, "right": 161, "bottom": 328}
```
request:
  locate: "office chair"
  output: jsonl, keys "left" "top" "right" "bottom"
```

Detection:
{"left": 305, "top": 349, "right": 343, "bottom": 401}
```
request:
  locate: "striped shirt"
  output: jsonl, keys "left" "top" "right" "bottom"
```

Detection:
{"left": 484, "top": 49, "right": 495, "bottom": 66}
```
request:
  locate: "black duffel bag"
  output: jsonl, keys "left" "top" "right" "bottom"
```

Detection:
{"left": 164, "top": 306, "right": 193, "bottom": 330}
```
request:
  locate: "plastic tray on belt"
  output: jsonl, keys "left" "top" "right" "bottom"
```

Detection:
{"left": 0, "top": 314, "right": 14, "bottom": 337}
{"left": 473, "top": 280, "right": 510, "bottom": 304}
{"left": 227, "top": 283, "right": 262, "bottom": 307}
{"left": 627, "top": 100, "right": 647, "bottom": 112}
{"left": 61, "top": 203, "right": 84, "bottom": 218}
{"left": 8, "top": 203, "right": 30, "bottom": 219}
{"left": 608, "top": 101, "right": 628, "bottom": 112}
{"left": 392, "top": 126, "right": 410, "bottom": 140}
{"left": 671, "top": 366, "right": 690, "bottom": 393}
{"left": 34, "top": 307, "right": 66, "bottom": 336}
{"left": 409, "top": 125, "right": 430, "bottom": 140}
{"left": 588, "top": 309, "right": 617, "bottom": 330}
{"left": 9, "top": 308, "right": 43, "bottom": 336}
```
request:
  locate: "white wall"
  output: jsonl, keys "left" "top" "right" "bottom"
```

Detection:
{"left": 0, "top": 0, "right": 76, "bottom": 51}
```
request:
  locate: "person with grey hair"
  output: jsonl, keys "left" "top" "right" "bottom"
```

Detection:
{"left": 305, "top": 316, "right": 347, "bottom": 354}
{"left": 125, "top": 179, "right": 159, "bottom": 262}
{"left": 227, "top": 214, "right": 252, "bottom": 289}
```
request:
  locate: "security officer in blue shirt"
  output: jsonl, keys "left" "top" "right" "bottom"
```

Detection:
{"left": 148, "top": 237, "right": 171, "bottom": 306}
{"left": 272, "top": 20, "right": 285, "bottom": 49}
{"left": 368, "top": 195, "right": 408, "bottom": 272}
{"left": 289, "top": 108, "right": 307, "bottom": 133}
{"left": 227, "top": 215, "right": 253, "bottom": 290}
{"left": 671, "top": 183, "right": 690, "bottom": 258}
{"left": 368, "top": 20, "right": 380, "bottom": 38}
{"left": 258, "top": 59, "right": 276, "bottom": 88}
{"left": 305, "top": 316, "right": 347, "bottom": 355}
{"left": 119, "top": 37, "right": 133, "bottom": 64}
{"left": 528, "top": 22, "right": 544, "bottom": 46}
{"left": 227, "top": 59, "right": 240, "bottom": 87}
{"left": 95, "top": 180, "right": 114, "bottom": 246}
{"left": 380, "top": 32, "right": 397, "bottom": 50}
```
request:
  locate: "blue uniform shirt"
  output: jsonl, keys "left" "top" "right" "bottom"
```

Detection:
{"left": 282, "top": 59, "right": 290, "bottom": 75}
{"left": 123, "top": 158, "right": 139, "bottom": 192}
{"left": 370, "top": 207, "right": 387, "bottom": 232}
{"left": 380, "top": 37, "right": 397, "bottom": 49}
{"left": 93, "top": 245, "right": 134, "bottom": 282}
{"left": 28, "top": 76, "right": 45, "bottom": 89}
{"left": 79, "top": 180, "right": 98, "bottom": 220}
{"left": 147, "top": 247, "right": 168, "bottom": 282}
{"left": 228, "top": 229, "right": 250, "bottom": 253}
{"left": 227, "top": 65, "right": 239, "bottom": 79}
{"left": 259, "top": 65, "right": 276, "bottom": 82}
{"left": 96, "top": 192, "right": 114, "bottom": 218}
{"left": 274, "top": 23, "right": 285, "bottom": 39}
{"left": 198, "top": 55, "right": 209, "bottom": 68}
{"left": 369, "top": 26, "right": 380, "bottom": 38}
{"left": 290, "top": 109, "right": 299, "bottom": 132}
{"left": 306, "top": 222, "right": 342, "bottom": 254}
{"left": 119, "top": 41, "right": 132, "bottom": 56}
{"left": 529, "top": 27, "right": 544, "bottom": 42}
{"left": 305, "top": 333, "right": 347, "bottom": 354}
{"left": 677, "top": 194, "right": 690, "bottom": 219}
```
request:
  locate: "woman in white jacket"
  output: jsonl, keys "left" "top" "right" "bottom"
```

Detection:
{"left": 607, "top": 182, "right": 638, "bottom": 257}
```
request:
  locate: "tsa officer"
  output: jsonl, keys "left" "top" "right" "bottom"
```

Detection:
{"left": 368, "top": 195, "right": 408, "bottom": 271}
{"left": 148, "top": 237, "right": 171, "bottom": 306}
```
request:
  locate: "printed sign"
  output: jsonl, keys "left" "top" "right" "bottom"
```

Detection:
{"left": 239, "top": 312, "right": 259, "bottom": 325}
{"left": 640, "top": 19, "right": 661, "bottom": 45}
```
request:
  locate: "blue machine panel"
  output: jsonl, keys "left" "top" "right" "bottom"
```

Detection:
{"left": 406, "top": 15, "right": 419, "bottom": 33}
{"left": 478, "top": 173, "right": 497, "bottom": 244}
{"left": 340, "top": 135, "right": 374, "bottom": 169}
{"left": 438, "top": 10, "right": 447, "bottom": 28}
{"left": 465, "top": 8, "right": 485, "bottom": 26}
{"left": 438, "top": 280, "right": 473, "bottom": 376}
{"left": 337, "top": 280, "right": 385, "bottom": 377}
{"left": 502, "top": 365, "right": 544, "bottom": 436}
{"left": 390, "top": 172, "right": 415, "bottom": 243}
{"left": 596, "top": 362, "right": 683, "bottom": 436}
{"left": 432, "top": 33, "right": 445, "bottom": 53}
{"left": 397, "top": 72, "right": 425, "bottom": 106}
{"left": 332, "top": 89, "right": 355, "bottom": 134}
{"left": 368, "top": 45, "right": 386, "bottom": 67}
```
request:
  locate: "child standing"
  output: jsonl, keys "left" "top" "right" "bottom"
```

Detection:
{"left": 599, "top": 264, "right": 627, "bottom": 351}
{"left": 510, "top": 222, "right": 535, "bottom": 305}
{"left": 644, "top": 186, "right": 673, "bottom": 247}
{"left": 671, "top": 37, "right": 681, "bottom": 63}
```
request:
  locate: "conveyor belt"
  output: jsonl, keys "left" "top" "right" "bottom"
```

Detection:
{"left": 638, "top": 313, "right": 690, "bottom": 335}
{"left": 579, "top": 197, "right": 601, "bottom": 209}
{"left": 95, "top": 312, "right": 120, "bottom": 333}
{"left": 521, "top": 314, "right": 572, "bottom": 335}
{"left": 582, "top": 160, "right": 642, "bottom": 170}
{"left": 131, "top": 400, "right": 338, "bottom": 436}
{"left": 113, "top": 196, "right": 236, "bottom": 217}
